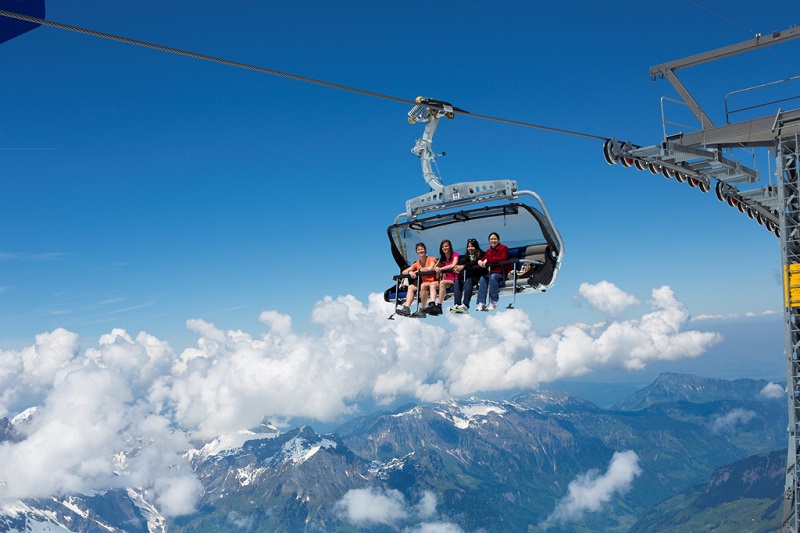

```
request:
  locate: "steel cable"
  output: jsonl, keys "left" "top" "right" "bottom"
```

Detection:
{"left": 0, "top": 9, "right": 610, "bottom": 141}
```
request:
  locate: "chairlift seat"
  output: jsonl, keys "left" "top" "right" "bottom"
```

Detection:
{"left": 384, "top": 199, "right": 562, "bottom": 306}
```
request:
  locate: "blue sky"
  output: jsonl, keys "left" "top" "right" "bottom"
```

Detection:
{"left": 1, "top": 1, "right": 798, "bottom": 375}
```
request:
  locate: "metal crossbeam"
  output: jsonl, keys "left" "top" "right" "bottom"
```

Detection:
{"left": 650, "top": 27, "right": 800, "bottom": 77}
{"left": 650, "top": 27, "right": 800, "bottom": 130}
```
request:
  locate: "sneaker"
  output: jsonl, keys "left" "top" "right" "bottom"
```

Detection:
{"left": 476, "top": 303, "right": 486, "bottom": 312}
{"left": 411, "top": 309, "right": 427, "bottom": 318}
{"left": 396, "top": 306, "right": 411, "bottom": 317}
{"left": 460, "top": 304, "right": 469, "bottom": 314}
{"left": 431, "top": 303, "right": 443, "bottom": 315}
{"left": 450, "top": 305, "right": 462, "bottom": 314}
{"left": 425, "top": 302, "right": 437, "bottom": 313}
{"left": 488, "top": 302, "right": 498, "bottom": 311}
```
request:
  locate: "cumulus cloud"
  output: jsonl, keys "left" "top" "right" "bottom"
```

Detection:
{"left": 153, "top": 475, "right": 204, "bottom": 517}
{"left": 415, "top": 490, "right": 438, "bottom": 519}
{"left": 0, "top": 284, "right": 721, "bottom": 518}
{"left": 547, "top": 450, "right": 641, "bottom": 524}
{"left": 336, "top": 488, "right": 458, "bottom": 531}
{"left": 712, "top": 408, "right": 757, "bottom": 432}
{"left": 0, "top": 329, "right": 199, "bottom": 517}
{"left": 577, "top": 281, "right": 640, "bottom": 315}
{"left": 760, "top": 382, "right": 784, "bottom": 399}
{"left": 151, "top": 287, "right": 721, "bottom": 438}
{"left": 336, "top": 487, "right": 409, "bottom": 525}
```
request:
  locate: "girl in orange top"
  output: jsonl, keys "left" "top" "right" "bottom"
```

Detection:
{"left": 396, "top": 242, "right": 437, "bottom": 318}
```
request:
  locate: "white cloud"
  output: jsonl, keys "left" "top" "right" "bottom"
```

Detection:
{"left": 760, "top": 382, "right": 784, "bottom": 399}
{"left": 446, "top": 286, "right": 721, "bottom": 392}
{"left": 226, "top": 511, "right": 255, "bottom": 530}
{"left": 152, "top": 288, "right": 721, "bottom": 438}
{"left": 153, "top": 475, "right": 204, "bottom": 517}
{"left": 0, "top": 331, "right": 199, "bottom": 518}
{"left": 337, "top": 488, "right": 458, "bottom": 531}
{"left": 692, "top": 309, "right": 778, "bottom": 321}
{"left": 577, "top": 281, "right": 640, "bottom": 315}
{"left": 0, "top": 284, "right": 721, "bottom": 519}
{"left": 336, "top": 487, "right": 409, "bottom": 525}
{"left": 415, "top": 490, "right": 438, "bottom": 518}
{"left": 405, "top": 523, "right": 465, "bottom": 533}
{"left": 546, "top": 450, "right": 641, "bottom": 524}
{"left": 712, "top": 408, "right": 757, "bottom": 432}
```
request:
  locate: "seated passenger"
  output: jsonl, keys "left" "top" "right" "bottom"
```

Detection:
{"left": 428, "top": 239, "right": 459, "bottom": 316}
{"left": 396, "top": 242, "right": 437, "bottom": 318}
{"left": 476, "top": 232, "right": 509, "bottom": 311}
{"left": 450, "top": 238, "right": 485, "bottom": 314}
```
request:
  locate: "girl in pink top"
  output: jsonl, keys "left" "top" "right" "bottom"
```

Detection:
{"left": 428, "top": 239, "right": 459, "bottom": 315}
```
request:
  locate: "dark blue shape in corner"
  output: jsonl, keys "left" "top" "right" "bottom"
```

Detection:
{"left": 0, "top": 0, "right": 45, "bottom": 45}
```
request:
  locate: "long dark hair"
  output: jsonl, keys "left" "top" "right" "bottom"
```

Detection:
{"left": 438, "top": 239, "right": 454, "bottom": 265}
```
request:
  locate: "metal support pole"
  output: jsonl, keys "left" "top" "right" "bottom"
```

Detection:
{"left": 780, "top": 133, "right": 800, "bottom": 532}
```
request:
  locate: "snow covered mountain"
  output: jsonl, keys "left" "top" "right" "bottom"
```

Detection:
{"left": 0, "top": 373, "right": 787, "bottom": 532}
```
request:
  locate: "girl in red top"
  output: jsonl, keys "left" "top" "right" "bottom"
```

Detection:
{"left": 476, "top": 232, "right": 509, "bottom": 311}
{"left": 396, "top": 242, "right": 438, "bottom": 318}
{"left": 428, "top": 239, "right": 459, "bottom": 315}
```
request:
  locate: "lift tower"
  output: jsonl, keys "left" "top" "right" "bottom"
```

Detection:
{"left": 604, "top": 27, "right": 800, "bottom": 531}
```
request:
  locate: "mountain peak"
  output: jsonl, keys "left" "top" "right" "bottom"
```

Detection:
{"left": 511, "top": 389, "right": 600, "bottom": 413}
{"left": 614, "top": 373, "right": 775, "bottom": 411}
{"left": 431, "top": 398, "right": 509, "bottom": 429}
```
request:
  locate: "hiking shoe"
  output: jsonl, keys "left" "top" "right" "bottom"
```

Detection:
{"left": 429, "top": 303, "right": 443, "bottom": 316}
{"left": 488, "top": 302, "right": 498, "bottom": 311}
{"left": 396, "top": 306, "right": 411, "bottom": 317}
{"left": 411, "top": 309, "right": 427, "bottom": 318}
{"left": 476, "top": 303, "right": 486, "bottom": 312}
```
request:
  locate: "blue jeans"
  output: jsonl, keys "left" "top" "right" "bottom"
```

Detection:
{"left": 477, "top": 273, "right": 504, "bottom": 305}
{"left": 453, "top": 277, "right": 475, "bottom": 308}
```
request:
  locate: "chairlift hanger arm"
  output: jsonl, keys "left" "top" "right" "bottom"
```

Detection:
{"left": 407, "top": 96, "right": 467, "bottom": 192}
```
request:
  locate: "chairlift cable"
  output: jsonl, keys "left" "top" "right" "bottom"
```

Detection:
{"left": 0, "top": 10, "right": 415, "bottom": 107}
{"left": 0, "top": 9, "right": 610, "bottom": 143}
{"left": 455, "top": 110, "right": 608, "bottom": 141}
{"left": 683, "top": 0, "right": 796, "bottom": 76}
{"left": 684, "top": 0, "right": 756, "bottom": 36}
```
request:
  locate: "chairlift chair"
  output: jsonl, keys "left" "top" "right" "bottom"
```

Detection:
{"left": 385, "top": 97, "right": 565, "bottom": 314}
